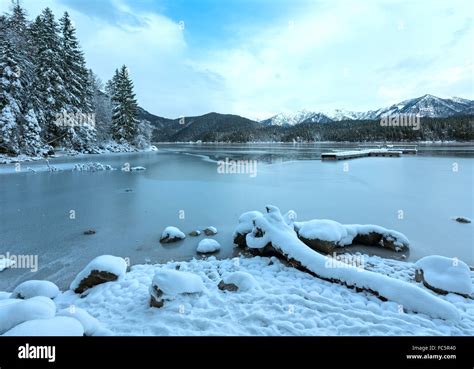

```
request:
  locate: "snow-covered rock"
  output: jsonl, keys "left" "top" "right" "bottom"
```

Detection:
{"left": 57, "top": 307, "right": 111, "bottom": 336}
{"left": 233, "top": 211, "right": 263, "bottom": 247}
{"left": 294, "top": 220, "right": 410, "bottom": 253}
{"left": 0, "top": 296, "right": 56, "bottom": 334}
{"left": 73, "top": 162, "right": 114, "bottom": 171}
{"left": 160, "top": 226, "right": 186, "bottom": 243}
{"left": 189, "top": 230, "right": 201, "bottom": 237}
{"left": 197, "top": 239, "right": 221, "bottom": 254}
{"left": 297, "top": 219, "right": 348, "bottom": 253}
{"left": 221, "top": 272, "right": 258, "bottom": 292}
{"left": 203, "top": 226, "right": 218, "bottom": 236}
{"left": 3, "top": 316, "right": 84, "bottom": 336}
{"left": 415, "top": 256, "right": 472, "bottom": 297}
{"left": 150, "top": 270, "right": 205, "bottom": 307}
{"left": 70, "top": 255, "right": 128, "bottom": 294}
{"left": 244, "top": 205, "right": 460, "bottom": 321}
{"left": 11, "top": 280, "right": 60, "bottom": 300}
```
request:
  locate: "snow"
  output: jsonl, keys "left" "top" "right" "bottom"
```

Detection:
{"left": 150, "top": 270, "right": 205, "bottom": 297}
{"left": 3, "top": 316, "right": 84, "bottom": 336}
{"left": 233, "top": 211, "right": 263, "bottom": 237}
{"left": 52, "top": 255, "right": 473, "bottom": 336}
{"left": 57, "top": 307, "right": 111, "bottom": 336}
{"left": 0, "top": 258, "right": 16, "bottom": 271}
{"left": 246, "top": 206, "right": 458, "bottom": 321}
{"left": 0, "top": 292, "right": 11, "bottom": 300}
{"left": 295, "top": 219, "right": 409, "bottom": 249}
{"left": 160, "top": 226, "right": 186, "bottom": 242}
{"left": 0, "top": 296, "right": 56, "bottom": 334}
{"left": 73, "top": 162, "right": 115, "bottom": 171}
{"left": 11, "top": 280, "right": 60, "bottom": 299}
{"left": 222, "top": 272, "right": 259, "bottom": 292}
{"left": 197, "top": 239, "right": 221, "bottom": 253}
{"left": 298, "top": 219, "right": 348, "bottom": 243}
{"left": 70, "top": 255, "right": 128, "bottom": 291}
{"left": 416, "top": 256, "right": 473, "bottom": 295}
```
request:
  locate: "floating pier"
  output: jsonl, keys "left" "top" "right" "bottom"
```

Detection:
{"left": 321, "top": 149, "right": 402, "bottom": 161}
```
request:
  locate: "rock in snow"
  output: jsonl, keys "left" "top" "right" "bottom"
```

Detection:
{"left": 222, "top": 272, "right": 258, "bottom": 292}
{"left": 160, "top": 226, "right": 186, "bottom": 243}
{"left": 11, "top": 280, "right": 60, "bottom": 300}
{"left": 189, "top": 230, "right": 201, "bottom": 237}
{"left": 3, "top": 316, "right": 84, "bottom": 336}
{"left": 415, "top": 255, "right": 472, "bottom": 297}
{"left": 150, "top": 269, "right": 205, "bottom": 308}
{"left": 203, "top": 226, "right": 218, "bottom": 236}
{"left": 295, "top": 220, "right": 410, "bottom": 253}
{"left": 197, "top": 239, "right": 221, "bottom": 253}
{"left": 70, "top": 255, "right": 128, "bottom": 294}
{"left": 0, "top": 296, "right": 56, "bottom": 334}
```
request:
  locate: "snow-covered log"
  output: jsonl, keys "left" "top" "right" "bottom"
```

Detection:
{"left": 236, "top": 206, "right": 460, "bottom": 321}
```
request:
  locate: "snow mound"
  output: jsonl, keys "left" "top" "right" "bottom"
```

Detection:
{"left": 70, "top": 255, "right": 127, "bottom": 292}
{"left": 245, "top": 206, "right": 459, "bottom": 321}
{"left": 3, "top": 316, "right": 84, "bottom": 336}
{"left": 151, "top": 270, "right": 205, "bottom": 297}
{"left": 299, "top": 219, "right": 347, "bottom": 243}
{"left": 197, "top": 239, "right": 221, "bottom": 253}
{"left": 73, "top": 162, "right": 114, "bottom": 171}
{"left": 416, "top": 256, "right": 472, "bottom": 296}
{"left": 0, "top": 296, "right": 56, "bottom": 334}
{"left": 57, "top": 307, "right": 111, "bottom": 336}
{"left": 0, "top": 258, "right": 16, "bottom": 272}
{"left": 295, "top": 219, "right": 409, "bottom": 251}
{"left": 160, "top": 226, "right": 186, "bottom": 243}
{"left": 0, "top": 292, "right": 11, "bottom": 300}
{"left": 11, "top": 280, "right": 60, "bottom": 300}
{"left": 222, "top": 272, "right": 259, "bottom": 292}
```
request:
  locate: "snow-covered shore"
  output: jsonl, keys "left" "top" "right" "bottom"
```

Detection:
{"left": 2, "top": 254, "right": 471, "bottom": 336}
{"left": 0, "top": 143, "right": 158, "bottom": 166}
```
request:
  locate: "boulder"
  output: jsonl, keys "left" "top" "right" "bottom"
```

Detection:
{"left": 203, "top": 226, "right": 218, "bottom": 236}
{"left": 70, "top": 255, "right": 127, "bottom": 294}
{"left": 188, "top": 230, "right": 201, "bottom": 237}
{"left": 218, "top": 280, "right": 239, "bottom": 292}
{"left": 160, "top": 226, "right": 186, "bottom": 243}
{"left": 415, "top": 255, "right": 472, "bottom": 298}
{"left": 11, "top": 280, "right": 60, "bottom": 300}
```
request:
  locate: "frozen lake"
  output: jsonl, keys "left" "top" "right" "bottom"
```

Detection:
{"left": 0, "top": 143, "right": 473, "bottom": 290}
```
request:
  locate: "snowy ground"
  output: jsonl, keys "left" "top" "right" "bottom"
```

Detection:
{"left": 49, "top": 254, "right": 474, "bottom": 336}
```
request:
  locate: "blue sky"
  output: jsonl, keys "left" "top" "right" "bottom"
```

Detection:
{"left": 1, "top": 0, "right": 473, "bottom": 119}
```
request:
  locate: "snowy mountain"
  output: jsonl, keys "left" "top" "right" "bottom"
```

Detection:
{"left": 261, "top": 95, "right": 474, "bottom": 126}
{"left": 261, "top": 110, "right": 332, "bottom": 126}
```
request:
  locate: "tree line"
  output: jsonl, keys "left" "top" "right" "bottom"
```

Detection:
{"left": 0, "top": 3, "right": 151, "bottom": 156}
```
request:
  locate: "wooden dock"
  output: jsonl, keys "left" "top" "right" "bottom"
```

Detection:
{"left": 321, "top": 149, "right": 402, "bottom": 161}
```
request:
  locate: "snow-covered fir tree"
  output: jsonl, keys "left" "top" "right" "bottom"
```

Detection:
{"left": 30, "top": 7, "right": 67, "bottom": 145}
{"left": 110, "top": 65, "right": 139, "bottom": 144}
{"left": 0, "top": 3, "right": 43, "bottom": 155}
{"left": 58, "top": 11, "right": 96, "bottom": 151}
